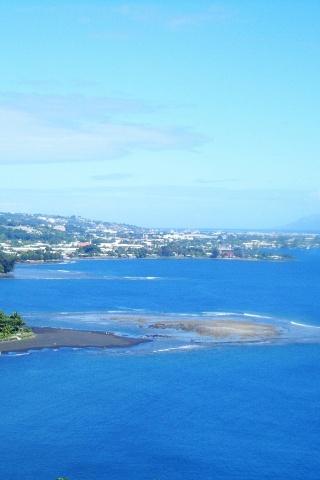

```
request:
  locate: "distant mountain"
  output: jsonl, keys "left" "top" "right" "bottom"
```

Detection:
{"left": 279, "top": 214, "right": 320, "bottom": 233}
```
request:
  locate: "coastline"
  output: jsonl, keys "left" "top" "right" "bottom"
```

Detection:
{"left": 15, "top": 255, "right": 293, "bottom": 264}
{"left": 0, "top": 327, "right": 149, "bottom": 354}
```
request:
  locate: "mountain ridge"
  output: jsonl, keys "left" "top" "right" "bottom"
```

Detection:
{"left": 278, "top": 214, "right": 320, "bottom": 233}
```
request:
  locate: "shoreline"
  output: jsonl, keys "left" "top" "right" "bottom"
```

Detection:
{"left": 13, "top": 254, "right": 293, "bottom": 266}
{"left": 0, "top": 327, "right": 149, "bottom": 354}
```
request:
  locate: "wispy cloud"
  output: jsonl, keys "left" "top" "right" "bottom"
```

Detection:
{"left": 0, "top": 92, "right": 156, "bottom": 126}
{"left": 91, "top": 173, "right": 134, "bottom": 181}
{"left": 16, "top": 3, "right": 233, "bottom": 36}
{"left": 113, "top": 3, "right": 161, "bottom": 22}
{"left": 17, "top": 79, "right": 102, "bottom": 91}
{"left": 167, "top": 6, "right": 232, "bottom": 29}
{"left": 89, "top": 30, "right": 135, "bottom": 41}
{"left": 71, "top": 80, "right": 102, "bottom": 88}
{"left": 196, "top": 178, "right": 241, "bottom": 184}
{"left": 17, "top": 79, "right": 62, "bottom": 89}
{"left": 0, "top": 186, "right": 307, "bottom": 210}
{"left": 309, "top": 189, "right": 320, "bottom": 200}
{"left": 0, "top": 93, "right": 205, "bottom": 164}
{"left": 113, "top": 3, "right": 233, "bottom": 29}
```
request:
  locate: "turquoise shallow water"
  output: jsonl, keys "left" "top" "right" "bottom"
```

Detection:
{"left": 1, "top": 251, "right": 320, "bottom": 479}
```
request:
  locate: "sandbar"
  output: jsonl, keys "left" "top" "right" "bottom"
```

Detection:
{"left": 0, "top": 327, "right": 148, "bottom": 354}
{"left": 149, "top": 319, "right": 280, "bottom": 340}
{"left": 99, "top": 314, "right": 282, "bottom": 341}
{"left": 103, "top": 314, "right": 281, "bottom": 341}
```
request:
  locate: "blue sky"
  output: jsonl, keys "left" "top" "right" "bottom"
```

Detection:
{"left": 1, "top": 1, "right": 319, "bottom": 228}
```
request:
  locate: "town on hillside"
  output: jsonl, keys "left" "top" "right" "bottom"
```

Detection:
{"left": 1, "top": 212, "right": 319, "bottom": 266}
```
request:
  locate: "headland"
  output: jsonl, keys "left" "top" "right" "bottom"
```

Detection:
{"left": 0, "top": 326, "right": 148, "bottom": 354}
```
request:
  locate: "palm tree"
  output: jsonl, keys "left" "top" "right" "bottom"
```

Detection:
{"left": 2, "top": 324, "right": 13, "bottom": 339}
{"left": 9, "top": 312, "right": 26, "bottom": 333}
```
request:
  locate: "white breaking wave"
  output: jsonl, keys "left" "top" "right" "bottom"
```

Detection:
{"left": 154, "top": 345, "right": 200, "bottom": 353}
{"left": 123, "top": 276, "right": 159, "bottom": 280}
{"left": 6, "top": 352, "right": 30, "bottom": 357}
{"left": 202, "top": 312, "right": 272, "bottom": 319}
{"left": 291, "top": 321, "right": 320, "bottom": 328}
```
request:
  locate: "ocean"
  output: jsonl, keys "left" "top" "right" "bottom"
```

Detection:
{"left": 1, "top": 251, "right": 320, "bottom": 479}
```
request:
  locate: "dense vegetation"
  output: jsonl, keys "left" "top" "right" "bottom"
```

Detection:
{"left": 76, "top": 243, "right": 102, "bottom": 256}
{"left": 0, "top": 311, "right": 29, "bottom": 339}
{"left": 0, "top": 251, "right": 16, "bottom": 273}
{"left": 18, "top": 249, "right": 63, "bottom": 262}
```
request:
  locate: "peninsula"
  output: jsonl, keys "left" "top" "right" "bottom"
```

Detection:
{"left": 0, "top": 326, "right": 148, "bottom": 354}
{"left": 0, "top": 310, "right": 149, "bottom": 353}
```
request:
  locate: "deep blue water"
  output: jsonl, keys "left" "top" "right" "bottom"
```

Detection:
{"left": 1, "top": 252, "right": 320, "bottom": 479}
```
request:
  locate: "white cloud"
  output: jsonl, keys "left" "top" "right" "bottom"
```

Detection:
{"left": 113, "top": 3, "right": 160, "bottom": 21}
{"left": 112, "top": 3, "right": 233, "bottom": 29}
{"left": 196, "top": 178, "right": 241, "bottom": 184}
{"left": 0, "top": 92, "right": 156, "bottom": 125}
{"left": 91, "top": 174, "right": 134, "bottom": 181}
{"left": 0, "top": 93, "right": 204, "bottom": 164}
{"left": 168, "top": 6, "right": 232, "bottom": 28}
{"left": 309, "top": 189, "right": 320, "bottom": 200}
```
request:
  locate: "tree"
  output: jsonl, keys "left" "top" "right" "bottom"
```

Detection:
{"left": 210, "top": 248, "right": 219, "bottom": 258}
{"left": 135, "top": 247, "right": 148, "bottom": 258}
{"left": 2, "top": 324, "right": 13, "bottom": 338}
{"left": 9, "top": 312, "right": 26, "bottom": 333}
{"left": 0, "top": 310, "right": 27, "bottom": 339}
{"left": 77, "top": 244, "right": 102, "bottom": 256}
{"left": 0, "top": 251, "right": 16, "bottom": 273}
{"left": 159, "top": 245, "right": 173, "bottom": 257}
{"left": 233, "top": 247, "right": 243, "bottom": 258}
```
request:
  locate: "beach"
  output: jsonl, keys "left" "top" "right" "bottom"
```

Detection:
{"left": 0, "top": 327, "right": 148, "bottom": 354}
